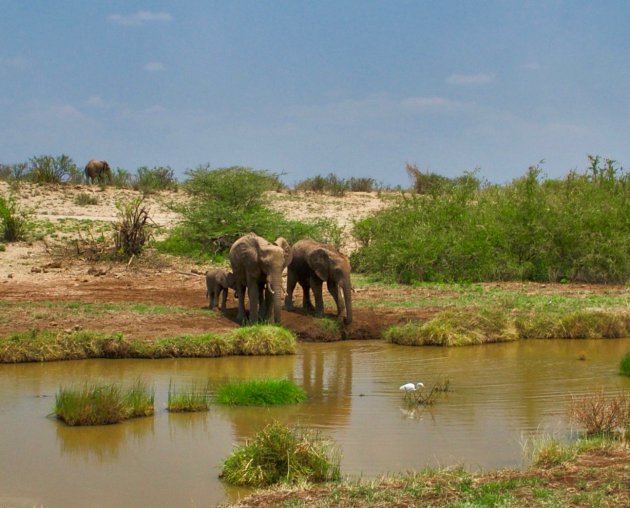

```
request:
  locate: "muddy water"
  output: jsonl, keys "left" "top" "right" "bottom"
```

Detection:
{"left": 1, "top": 338, "right": 629, "bottom": 507}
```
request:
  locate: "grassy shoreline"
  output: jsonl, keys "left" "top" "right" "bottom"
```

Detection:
{"left": 220, "top": 438, "right": 630, "bottom": 508}
{"left": 0, "top": 325, "right": 296, "bottom": 363}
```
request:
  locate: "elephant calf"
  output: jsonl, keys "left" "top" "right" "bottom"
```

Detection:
{"left": 205, "top": 268, "right": 235, "bottom": 312}
{"left": 285, "top": 238, "right": 353, "bottom": 325}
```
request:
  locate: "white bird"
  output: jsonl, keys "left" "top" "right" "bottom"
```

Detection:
{"left": 399, "top": 382, "right": 424, "bottom": 392}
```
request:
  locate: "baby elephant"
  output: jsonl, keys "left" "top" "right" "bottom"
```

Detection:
{"left": 205, "top": 268, "right": 235, "bottom": 311}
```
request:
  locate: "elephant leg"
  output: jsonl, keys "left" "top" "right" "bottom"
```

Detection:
{"left": 301, "top": 281, "right": 315, "bottom": 311}
{"left": 235, "top": 284, "right": 247, "bottom": 323}
{"left": 208, "top": 287, "right": 216, "bottom": 310}
{"left": 220, "top": 287, "right": 228, "bottom": 312}
{"left": 310, "top": 276, "right": 324, "bottom": 317}
{"left": 327, "top": 280, "right": 345, "bottom": 316}
{"left": 247, "top": 278, "right": 260, "bottom": 323}
{"left": 285, "top": 269, "right": 297, "bottom": 310}
{"left": 263, "top": 283, "right": 274, "bottom": 321}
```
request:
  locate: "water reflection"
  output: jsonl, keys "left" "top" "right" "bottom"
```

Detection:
{"left": 0, "top": 338, "right": 629, "bottom": 507}
{"left": 56, "top": 416, "right": 155, "bottom": 464}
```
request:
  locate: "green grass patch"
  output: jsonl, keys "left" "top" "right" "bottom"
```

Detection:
{"left": 220, "top": 421, "right": 340, "bottom": 487}
{"left": 621, "top": 351, "right": 630, "bottom": 376}
{"left": 215, "top": 378, "right": 307, "bottom": 406}
{"left": 54, "top": 379, "right": 154, "bottom": 426}
{"left": 167, "top": 380, "right": 211, "bottom": 412}
{"left": 0, "top": 326, "right": 297, "bottom": 363}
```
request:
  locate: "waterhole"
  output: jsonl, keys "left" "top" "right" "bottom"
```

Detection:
{"left": 1, "top": 338, "right": 628, "bottom": 507}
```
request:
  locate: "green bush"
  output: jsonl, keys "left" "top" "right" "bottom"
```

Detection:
{"left": 111, "top": 168, "right": 133, "bottom": 188}
{"left": 348, "top": 176, "right": 377, "bottom": 192}
{"left": 221, "top": 421, "right": 341, "bottom": 487}
{"left": 353, "top": 157, "right": 630, "bottom": 284}
{"left": 295, "top": 173, "right": 349, "bottom": 196}
{"left": 215, "top": 378, "right": 307, "bottom": 406}
{"left": 160, "top": 166, "right": 336, "bottom": 258}
{"left": 0, "top": 194, "right": 29, "bottom": 242}
{"left": 29, "top": 154, "right": 80, "bottom": 184}
{"left": 132, "top": 166, "right": 177, "bottom": 193}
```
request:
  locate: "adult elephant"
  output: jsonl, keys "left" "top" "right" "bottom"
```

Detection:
{"left": 285, "top": 239, "right": 353, "bottom": 325}
{"left": 84, "top": 159, "right": 112, "bottom": 184}
{"left": 229, "top": 233, "right": 292, "bottom": 324}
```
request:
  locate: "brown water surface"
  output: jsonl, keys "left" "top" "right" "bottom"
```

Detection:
{"left": 1, "top": 338, "right": 629, "bottom": 507}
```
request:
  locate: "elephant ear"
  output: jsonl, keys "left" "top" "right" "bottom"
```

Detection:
{"left": 275, "top": 237, "right": 293, "bottom": 268}
{"left": 308, "top": 248, "right": 330, "bottom": 281}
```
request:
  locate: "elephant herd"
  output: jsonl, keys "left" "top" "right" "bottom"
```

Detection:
{"left": 206, "top": 233, "right": 353, "bottom": 326}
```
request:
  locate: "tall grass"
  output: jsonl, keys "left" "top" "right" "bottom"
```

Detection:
{"left": 221, "top": 421, "right": 341, "bottom": 487}
{"left": 215, "top": 378, "right": 307, "bottom": 406}
{"left": 352, "top": 157, "right": 630, "bottom": 284}
{"left": 54, "top": 379, "right": 154, "bottom": 425}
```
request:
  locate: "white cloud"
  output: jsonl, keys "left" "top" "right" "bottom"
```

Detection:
{"left": 446, "top": 73, "right": 495, "bottom": 85}
{"left": 107, "top": 11, "right": 173, "bottom": 26}
{"left": 144, "top": 62, "right": 165, "bottom": 72}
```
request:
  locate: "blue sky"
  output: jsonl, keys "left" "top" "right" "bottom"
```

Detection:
{"left": 1, "top": 1, "right": 629, "bottom": 186}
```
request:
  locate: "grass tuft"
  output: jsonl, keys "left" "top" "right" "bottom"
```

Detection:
{"left": 167, "top": 380, "right": 211, "bottom": 412}
{"left": 384, "top": 308, "right": 517, "bottom": 346}
{"left": 215, "top": 378, "right": 307, "bottom": 406}
{"left": 220, "top": 421, "right": 340, "bottom": 487}
{"left": 54, "top": 379, "right": 154, "bottom": 426}
{"left": 225, "top": 325, "right": 297, "bottom": 355}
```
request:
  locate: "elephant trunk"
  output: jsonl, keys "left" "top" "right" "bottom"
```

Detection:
{"left": 271, "top": 271, "right": 283, "bottom": 324}
{"left": 342, "top": 280, "right": 353, "bottom": 325}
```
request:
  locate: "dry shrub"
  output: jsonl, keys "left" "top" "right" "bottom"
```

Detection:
{"left": 113, "top": 197, "right": 155, "bottom": 258}
{"left": 568, "top": 388, "right": 630, "bottom": 437}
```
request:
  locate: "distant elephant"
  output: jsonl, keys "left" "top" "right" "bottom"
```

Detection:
{"left": 205, "top": 268, "right": 235, "bottom": 311}
{"left": 229, "top": 233, "right": 292, "bottom": 324}
{"left": 84, "top": 159, "right": 112, "bottom": 184}
{"left": 285, "top": 239, "right": 353, "bottom": 325}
